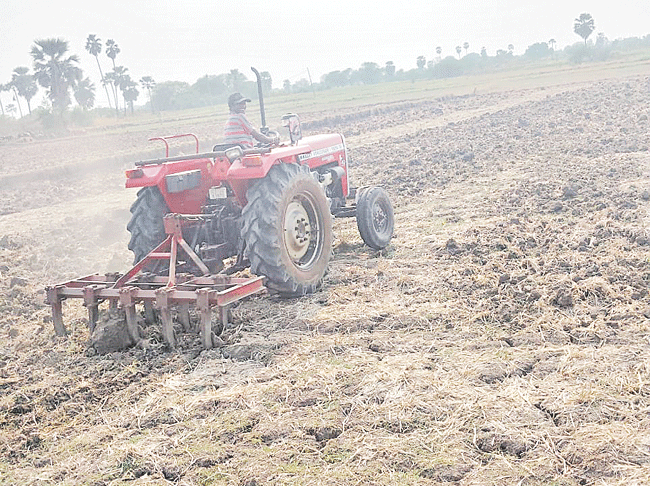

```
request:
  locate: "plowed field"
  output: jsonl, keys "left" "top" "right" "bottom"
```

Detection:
{"left": 1, "top": 72, "right": 649, "bottom": 485}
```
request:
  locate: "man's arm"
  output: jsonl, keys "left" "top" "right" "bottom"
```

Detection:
{"left": 252, "top": 129, "right": 278, "bottom": 145}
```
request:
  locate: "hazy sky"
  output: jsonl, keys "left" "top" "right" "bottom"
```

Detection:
{"left": 2, "top": 0, "right": 649, "bottom": 107}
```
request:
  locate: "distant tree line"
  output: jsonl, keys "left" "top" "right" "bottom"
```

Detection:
{"left": 149, "top": 69, "right": 272, "bottom": 112}
{"left": 1, "top": 13, "right": 650, "bottom": 124}
{"left": 146, "top": 29, "right": 650, "bottom": 110}
{"left": 293, "top": 36, "right": 648, "bottom": 94}
{"left": 149, "top": 17, "right": 649, "bottom": 107}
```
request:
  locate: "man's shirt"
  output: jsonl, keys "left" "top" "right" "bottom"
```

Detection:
{"left": 224, "top": 112, "right": 254, "bottom": 148}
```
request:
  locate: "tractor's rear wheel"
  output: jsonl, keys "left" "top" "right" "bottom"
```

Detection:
{"left": 242, "top": 163, "right": 333, "bottom": 296}
{"left": 127, "top": 186, "right": 169, "bottom": 264}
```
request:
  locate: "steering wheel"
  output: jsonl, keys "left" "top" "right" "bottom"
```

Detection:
{"left": 256, "top": 130, "right": 281, "bottom": 148}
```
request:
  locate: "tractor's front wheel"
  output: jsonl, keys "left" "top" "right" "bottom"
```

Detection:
{"left": 356, "top": 186, "right": 394, "bottom": 250}
{"left": 127, "top": 186, "right": 169, "bottom": 264}
{"left": 242, "top": 163, "right": 333, "bottom": 296}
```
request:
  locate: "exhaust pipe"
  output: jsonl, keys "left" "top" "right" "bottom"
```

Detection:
{"left": 250, "top": 67, "right": 267, "bottom": 132}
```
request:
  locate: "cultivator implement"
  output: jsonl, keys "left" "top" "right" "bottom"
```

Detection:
{"left": 45, "top": 214, "right": 265, "bottom": 349}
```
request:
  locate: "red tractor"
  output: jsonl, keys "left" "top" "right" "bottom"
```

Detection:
{"left": 124, "top": 68, "right": 394, "bottom": 297}
{"left": 45, "top": 68, "right": 395, "bottom": 349}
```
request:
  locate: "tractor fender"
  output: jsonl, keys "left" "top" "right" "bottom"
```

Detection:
{"left": 226, "top": 145, "right": 311, "bottom": 204}
{"left": 227, "top": 133, "right": 347, "bottom": 180}
{"left": 226, "top": 134, "right": 348, "bottom": 204}
{"left": 226, "top": 146, "right": 309, "bottom": 180}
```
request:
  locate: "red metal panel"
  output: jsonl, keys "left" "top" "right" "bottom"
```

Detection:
{"left": 125, "top": 158, "right": 214, "bottom": 214}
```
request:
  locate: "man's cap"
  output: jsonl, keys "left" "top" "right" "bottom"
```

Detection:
{"left": 228, "top": 92, "right": 251, "bottom": 107}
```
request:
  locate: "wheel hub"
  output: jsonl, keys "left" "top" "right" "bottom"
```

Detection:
{"left": 284, "top": 201, "right": 312, "bottom": 260}
{"left": 373, "top": 205, "right": 388, "bottom": 232}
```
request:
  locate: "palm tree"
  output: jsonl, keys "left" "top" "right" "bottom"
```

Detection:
{"left": 105, "top": 39, "right": 120, "bottom": 113}
{"left": 574, "top": 13, "right": 595, "bottom": 45}
{"left": 105, "top": 39, "right": 120, "bottom": 69}
{"left": 122, "top": 81, "right": 139, "bottom": 115}
{"left": 507, "top": 44, "right": 514, "bottom": 55}
{"left": 436, "top": 46, "right": 442, "bottom": 58}
{"left": 107, "top": 65, "right": 129, "bottom": 113}
{"left": 140, "top": 76, "right": 155, "bottom": 113}
{"left": 10, "top": 67, "right": 38, "bottom": 115}
{"left": 455, "top": 46, "right": 462, "bottom": 59}
{"left": 9, "top": 83, "right": 23, "bottom": 118}
{"left": 548, "top": 39, "right": 557, "bottom": 59}
{"left": 416, "top": 56, "right": 426, "bottom": 69}
{"left": 463, "top": 42, "right": 469, "bottom": 55}
{"left": 74, "top": 77, "right": 95, "bottom": 110}
{"left": 31, "top": 38, "right": 82, "bottom": 114}
{"left": 116, "top": 71, "right": 135, "bottom": 115}
{"left": 85, "top": 34, "right": 112, "bottom": 109}
{"left": 103, "top": 71, "right": 118, "bottom": 110}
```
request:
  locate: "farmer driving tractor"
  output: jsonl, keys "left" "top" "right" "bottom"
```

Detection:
{"left": 223, "top": 92, "right": 279, "bottom": 148}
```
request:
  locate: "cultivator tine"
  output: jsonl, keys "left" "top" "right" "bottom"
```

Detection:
{"left": 155, "top": 288, "right": 176, "bottom": 348}
{"left": 168, "top": 236, "right": 178, "bottom": 286}
{"left": 197, "top": 289, "right": 213, "bottom": 349}
{"left": 143, "top": 300, "right": 156, "bottom": 324}
{"left": 119, "top": 287, "right": 141, "bottom": 345}
{"left": 136, "top": 280, "right": 157, "bottom": 324}
{"left": 178, "top": 303, "right": 191, "bottom": 332}
{"left": 219, "top": 306, "right": 229, "bottom": 329}
{"left": 83, "top": 284, "right": 102, "bottom": 333}
{"left": 46, "top": 285, "right": 67, "bottom": 337}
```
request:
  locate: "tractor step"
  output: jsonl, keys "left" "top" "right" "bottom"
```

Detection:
{"left": 45, "top": 213, "right": 265, "bottom": 349}
{"left": 333, "top": 205, "right": 357, "bottom": 218}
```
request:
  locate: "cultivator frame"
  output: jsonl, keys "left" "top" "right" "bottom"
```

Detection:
{"left": 46, "top": 214, "right": 265, "bottom": 349}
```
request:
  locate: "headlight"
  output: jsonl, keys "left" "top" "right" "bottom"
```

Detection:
{"left": 225, "top": 146, "right": 244, "bottom": 162}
